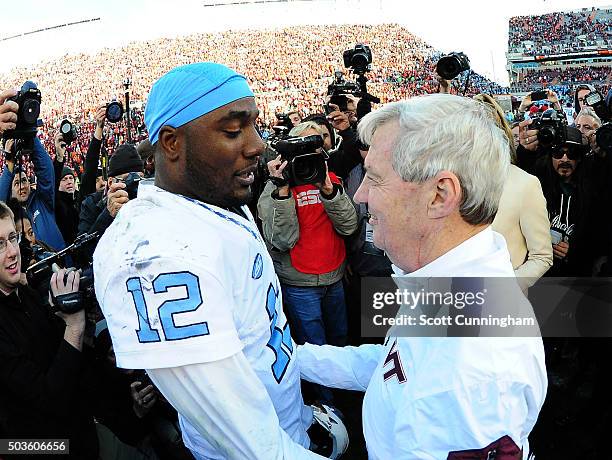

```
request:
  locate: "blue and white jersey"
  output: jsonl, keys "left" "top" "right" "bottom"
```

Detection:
{"left": 94, "top": 182, "right": 311, "bottom": 457}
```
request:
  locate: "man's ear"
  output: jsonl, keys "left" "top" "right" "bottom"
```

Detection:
{"left": 157, "top": 126, "right": 184, "bottom": 162}
{"left": 427, "top": 171, "right": 462, "bottom": 219}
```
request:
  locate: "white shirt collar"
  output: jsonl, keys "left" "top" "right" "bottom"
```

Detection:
{"left": 391, "top": 227, "right": 513, "bottom": 279}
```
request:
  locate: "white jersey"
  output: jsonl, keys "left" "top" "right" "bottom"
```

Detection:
{"left": 94, "top": 182, "right": 311, "bottom": 458}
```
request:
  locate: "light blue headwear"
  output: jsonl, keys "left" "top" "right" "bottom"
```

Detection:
{"left": 145, "top": 62, "right": 254, "bottom": 144}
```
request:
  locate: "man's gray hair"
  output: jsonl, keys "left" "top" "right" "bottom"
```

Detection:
{"left": 576, "top": 106, "right": 602, "bottom": 128}
{"left": 358, "top": 94, "right": 510, "bottom": 225}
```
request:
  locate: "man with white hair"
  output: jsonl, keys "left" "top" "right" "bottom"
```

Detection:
{"left": 297, "top": 94, "right": 547, "bottom": 459}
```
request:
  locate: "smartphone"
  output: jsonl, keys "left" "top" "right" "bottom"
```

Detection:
{"left": 328, "top": 95, "right": 348, "bottom": 113}
{"left": 530, "top": 90, "right": 547, "bottom": 102}
{"left": 550, "top": 229, "right": 563, "bottom": 245}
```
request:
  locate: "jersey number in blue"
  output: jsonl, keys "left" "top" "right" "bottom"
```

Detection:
{"left": 126, "top": 271, "right": 209, "bottom": 343}
{"left": 265, "top": 283, "right": 293, "bottom": 383}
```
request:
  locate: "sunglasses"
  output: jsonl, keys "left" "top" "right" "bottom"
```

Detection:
{"left": 551, "top": 149, "right": 580, "bottom": 160}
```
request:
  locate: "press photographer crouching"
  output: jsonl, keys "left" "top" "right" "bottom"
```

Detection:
{"left": 517, "top": 103, "right": 611, "bottom": 276}
{"left": 0, "top": 201, "right": 98, "bottom": 458}
{"left": 257, "top": 121, "right": 357, "bottom": 404}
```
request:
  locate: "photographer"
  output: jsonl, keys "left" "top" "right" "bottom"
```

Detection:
{"left": 0, "top": 201, "right": 98, "bottom": 458}
{"left": 257, "top": 121, "right": 357, "bottom": 404}
{"left": 76, "top": 105, "right": 110, "bottom": 204}
{"left": 53, "top": 133, "right": 79, "bottom": 245}
{"left": 78, "top": 144, "right": 144, "bottom": 262}
{"left": 516, "top": 112, "right": 610, "bottom": 276}
{"left": 574, "top": 107, "right": 602, "bottom": 156}
{"left": 0, "top": 94, "right": 66, "bottom": 253}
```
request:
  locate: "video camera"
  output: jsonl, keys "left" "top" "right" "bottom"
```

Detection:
{"left": 327, "top": 71, "right": 359, "bottom": 112}
{"left": 2, "top": 81, "right": 41, "bottom": 141}
{"left": 584, "top": 90, "right": 612, "bottom": 154}
{"left": 26, "top": 232, "right": 99, "bottom": 313}
{"left": 270, "top": 112, "right": 294, "bottom": 139}
{"left": 274, "top": 135, "right": 326, "bottom": 186}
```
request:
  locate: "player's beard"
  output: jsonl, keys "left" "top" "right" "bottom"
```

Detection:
{"left": 184, "top": 141, "right": 252, "bottom": 209}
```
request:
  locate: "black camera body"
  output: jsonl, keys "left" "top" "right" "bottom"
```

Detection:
{"left": 106, "top": 100, "right": 124, "bottom": 123}
{"left": 119, "top": 172, "right": 142, "bottom": 200}
{"left": 343, "top": 44, "right": 372, "bottom": 74}
{"left": 584, "top": 90, "right": 612, "bottom": 154}
{"left": 274, "top": 135, "right": 326, "bottom": 186}
{"left": 436, "top": 52, "right": 471, "bottom": 80}
{"left": 59, "top": 119, "right": 77, "bottom": 145}
{"left": 531, "top": 109, "right": 569, "bottom": 150}
{"left": 327, "top": 72, "right": 359, "bottom": 112}
{"left": 2, "top": 81, "right": 41, "bottom": 140}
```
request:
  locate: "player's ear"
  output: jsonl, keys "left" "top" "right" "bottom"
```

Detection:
{"left": 157, "top": 126, "right": 184, "bottom": 163}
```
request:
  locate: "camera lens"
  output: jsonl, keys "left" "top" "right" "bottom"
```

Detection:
{"left": 21, "top": 99, "right": 40, "bottom": 125}
{"left": 293, "top": 157, "right": 318, "bottom": 183}
{"left": 106, "top": 102, "right": 123, "bottom": 123}
{"left": 351, "top": 52, "right": 369, "bottom": 70}
{"left": 60, "top": 122, "right": 71, "bottom": 134}
{"left": 538, "top": 126, "right": 556, "bottom": 146}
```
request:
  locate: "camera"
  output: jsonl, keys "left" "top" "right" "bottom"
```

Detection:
{"left": 583, "top": 90, "right": 612, "bottom": 154}
{"left": 59, "top": 119, "right": 77, "bottom": 145}
{"left": 26, "top": 232, "right": 99, "bottom": 313}
{"left": 2, "top": 81, "right": 41, "bottom": 140}
{"left": 117, "top": 171, "right": 142, "bottom": 200}
{"left": 343, "top": 44, "right": 372, "bottom": 74}
{"left": 531, "top": 109, "right": 570, "bottom": 150}
{"left": 274, "top": 135, "right": 326, "bottom": 186}
{"left": 327, "top": 71, "right": 359, "bottom": 112}
{"left": 436, "top": 52, "right": 471, "bottom": 80}
{"left": 106, "top": 100, "right": 124, "bottom": 123}
{"left": 585, "top": 90, "right": 609, "bottom": 120}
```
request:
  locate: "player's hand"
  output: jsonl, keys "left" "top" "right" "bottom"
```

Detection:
{"left": 54, "top": 132, "right": 67, "bottom": 161}
{"left": 327, "top": 104, "right": 351, "bottom": 131}
{"left": 107, "top": 181, "right": 129, "bottom": 217}
{"left": 519, "top": 119, "right": 539, "bottom": 152}
{"left": 131, "top": 381, "right": 158, "bottom": 418}
{"left": 0, "top": 89, "right": 18, "bottom": 137}
{"left": 553, "top": 241, "right": 569, "bottom": 260}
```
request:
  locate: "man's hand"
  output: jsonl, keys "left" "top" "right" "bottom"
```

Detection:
{"left": 130, "top": 381, "right": 158, "bottom": 418}
{"left": 0, "top": 89, "right": 18, "bottom": 137}
{"left": 3, "top": 138, "right": 15, "bottom": 170}
{"left": 519, "top": 119, "right": 540, "bottom": 152}
{"left": 437, "top": 74, "right": 452, "bottom": 94}
{"left": 518, "top": 93, "right": 533, "bottom": 113}
{"left": 315, "top": 164, "right": 334, "bottom": 196}
{"left": 95, "top": 106, "right": 106, "bottom": 128}
{"left": 54, "top": 132, "right": 67, "bottom": 161}
{"left": 553, "top": 241, "right": 569, "bottom": 260}
{"left": 546, "top": 89, "right": 561, "bottom": 108}
{"left": 327, "top": 103, "right": 351, "bottom": 131}
{"left": 50, "top": 268, "right": 85, "bottom": 329}
{"left": 267, "top": 155, "right": 290, "bottom": 197}
{"left": 107, "top": 181, "right": 129, "bottom": 217}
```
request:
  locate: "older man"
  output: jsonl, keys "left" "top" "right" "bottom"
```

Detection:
{"left": 297, "top": 94, "right": 547, "bottom": 459}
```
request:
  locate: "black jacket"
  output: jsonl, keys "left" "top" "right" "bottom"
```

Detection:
{"left": 53, "top": 159, "right": 79, "bottom": 246}
{"left": 516, "top": 145, "right": 611, "bottom": 276}
{"left": 0, "top": 286, "right": 98, "bottom": 459}
{"left": 78, "top": 191, "right": 114, "bottom": 264}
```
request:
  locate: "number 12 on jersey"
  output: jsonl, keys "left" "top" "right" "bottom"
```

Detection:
{"left": 126, "top": 271, "right": 210, "bottom": 343}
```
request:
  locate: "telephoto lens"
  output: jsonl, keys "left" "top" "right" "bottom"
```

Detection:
{"left": 436, "top": 52, "right": 471, "bottom": 80}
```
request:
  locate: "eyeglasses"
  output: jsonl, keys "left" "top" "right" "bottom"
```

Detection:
{"left": 0, "top": 234, "right": 19, "bottom": 254}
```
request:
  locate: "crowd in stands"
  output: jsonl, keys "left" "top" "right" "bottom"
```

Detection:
{"left": 0, "top": 24, "right": 503, "bottom": 174}
{"left": 508, "top": 7, "right": 611, "bottom": 55}
{"left": 510, "top": 65, "right": 611, "bottom": 93}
